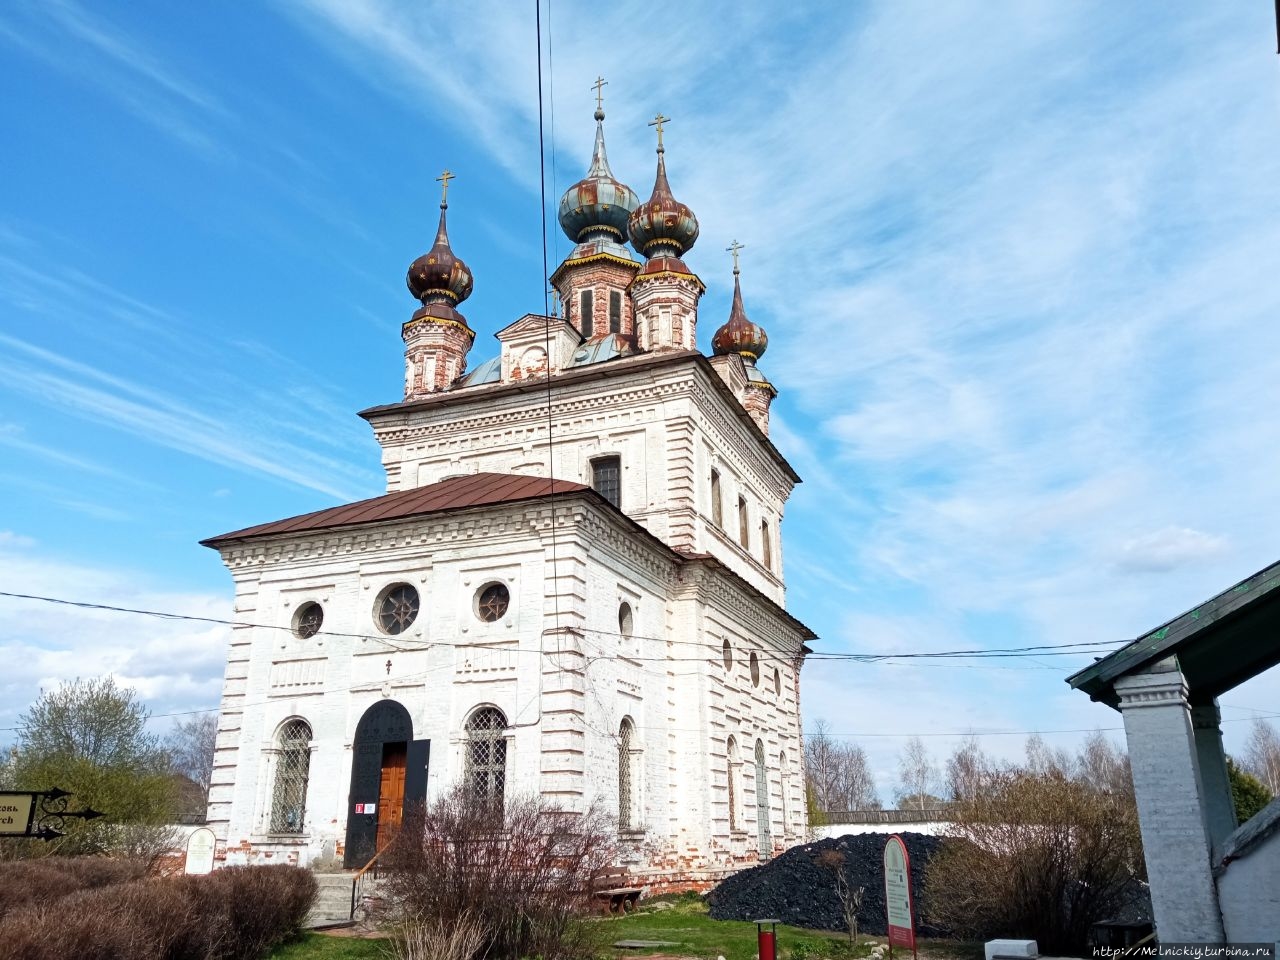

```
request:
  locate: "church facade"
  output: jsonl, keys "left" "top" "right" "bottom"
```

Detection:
{"left": 202, "top": 99, "right": 814, "bottom": 888}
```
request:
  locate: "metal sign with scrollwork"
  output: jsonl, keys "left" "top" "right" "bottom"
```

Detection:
{"left": 0, "top": 788, "right": 104, "bottom": 841}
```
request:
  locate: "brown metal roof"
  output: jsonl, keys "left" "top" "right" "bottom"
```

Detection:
{"left": 201, "top": 472, "right": 591, "bottom": 548}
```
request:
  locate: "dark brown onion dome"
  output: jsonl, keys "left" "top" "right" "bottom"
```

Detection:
{"left": 558, "top": 109, "right": 638, "bottom": 244}
{"left": 407, "top": 200, "right": 474, "bottom": 307}
{"left": 636, "top": 255, "right": 696, "bottom": 279}
{"left": 712, "top": 271, "right": 768, "bottom": 361}
{"left": 628, "top": 126, "right": 699, "bottom": 259}
{"left": 408, "top": 300, "right": 471, "bottom": 331}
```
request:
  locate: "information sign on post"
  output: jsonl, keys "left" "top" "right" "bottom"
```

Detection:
{"left": 185, "top": 827, "right": 217, "bottom": 875}
{"left": 883, "top": 834, "right": 917, "bottom": 959}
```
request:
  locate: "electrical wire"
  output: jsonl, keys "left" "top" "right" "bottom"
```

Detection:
{"left": 0, "top": 591, "right": 1124, "bottom": 665}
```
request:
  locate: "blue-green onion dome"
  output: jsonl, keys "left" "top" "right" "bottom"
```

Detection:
{"left": 558, "top": 110, "right": 639, "bottom": 244}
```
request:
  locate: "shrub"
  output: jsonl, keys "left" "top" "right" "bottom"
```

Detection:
{"left": 0, "top": 856, "right": 150, "bottom": 919}
{"left": 381, "top": 787, "right": 617, "bottom": 960}
{"left": 925, "top": 772, "right": 1143, "bottom": 954}
{"left": 0, "top": 864, "right": 317, "bottom": 960}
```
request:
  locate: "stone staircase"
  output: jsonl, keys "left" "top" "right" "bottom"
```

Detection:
{"left": 306, "top": 872, "right": 357, "bottom": 929}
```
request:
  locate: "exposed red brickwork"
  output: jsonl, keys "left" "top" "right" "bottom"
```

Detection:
{"left": 631, "top": 272, "right": 703, "bottom": 353}
{"left": 403, "top": 320, "right": 475, "bottom": 398}
{"left": 554, "top": 259, "right": 638, "bottom": 339}
{"left": 742, "top": 384, "right": 773, "bottom": 435}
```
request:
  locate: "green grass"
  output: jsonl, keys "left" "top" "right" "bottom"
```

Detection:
{"left": 600, "top": 897, "right": 982, "bottom": 960}
{"left": 268, "top": 902, "right": 981, "bottom": 960}
{"left": 599, "top": 896, "right": 875, "bottom": 960}
{"left": 268, "top": 932, "right": 388, "bottom": 959}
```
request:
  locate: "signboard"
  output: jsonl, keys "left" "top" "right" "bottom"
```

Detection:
{"left": 0, "top": 788, "right": 100, "bottom": 840}
{"left": 0, "top": 793, "right": 35, "bottom": 835}
{"left": 185, "top": 827, "right": 216, "bottom": 875}
{"left": 883, "top": 834, "right": 917, "bottom": 958}
{"left": 355, "top": 803, "right": 377, "bottom": 814}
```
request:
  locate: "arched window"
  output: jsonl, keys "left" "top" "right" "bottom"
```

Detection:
{"left": 755, "top": 739, "right": 771, "bottom": 857}
{"left": 619, "top": 717, "right": 635, "bottom": 831}
{"left": 465, "top": 707, "right": 508, "bottom": 807}
{"left": 580, "top": 289, "right": 595, "bottom": 337}
{"left": 609, "top": 290, "right": 623, "bottom": 334}
{"left": 710, "top": 469, "right": 723, "bottom": 528}
{"left": 270, "top": 719, "right": 312, "bottom": 834}
{"left": 779, "top": 750, "right": 789, "bottom": 836}
{"left": 761, "top": 520, "right": 772, "bottom": 569}
{"left": 726, "top": 735, "right": 739, "bottom": 832}
{"left": 738, "top": 496, "right": 749, "bottom": 549}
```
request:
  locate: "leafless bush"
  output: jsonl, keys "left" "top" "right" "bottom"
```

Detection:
{"left": 381, "top": 787, "right": 617, "bottom": 960}
{"left": 925, "top": 771, "right": 1143, "bottom": 954}
{"left": 815, "top": 849, "right": 865, "bottom": 944}
{"left": 389, "top": 911, "right": 489, "bottom": 960}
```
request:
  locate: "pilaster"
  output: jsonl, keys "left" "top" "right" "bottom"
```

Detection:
{"left": 1190, "top": 699, "right": 1237, "bottom": 848}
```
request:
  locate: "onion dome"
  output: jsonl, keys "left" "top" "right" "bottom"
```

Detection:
{"left": 558, "top": 96, "right": 639, "bottom": 244}
{"left": 628, "top": 115, "right": 699, "bottom": 259}
{"left": 407, "top": 171, "right": 474, "bottom": 317}
{"left": 712, "top": 245, "right": 768, "bottom": 360}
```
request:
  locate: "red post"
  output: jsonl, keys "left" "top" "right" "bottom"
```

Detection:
{"left": 755, "top": 919, "right": 779, "bottom": 960}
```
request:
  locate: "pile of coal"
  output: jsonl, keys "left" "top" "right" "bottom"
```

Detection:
{"left": 705, "top": 833, "right": 948, "bottom": 937}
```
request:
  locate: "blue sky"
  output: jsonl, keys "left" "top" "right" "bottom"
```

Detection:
{"left": 2, "top": 0, "right": 1279, "bottom": 798}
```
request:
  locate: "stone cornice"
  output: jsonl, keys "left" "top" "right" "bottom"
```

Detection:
{"left": 360, "top": 352, "right": 800, "bottom": 485}
{"left": 1114, "top": 668, "right": 1190, "bottom": 710}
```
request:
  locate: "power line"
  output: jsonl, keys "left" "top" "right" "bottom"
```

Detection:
{"left": 0, "top": 590, "right": 1124, "bottom": 666}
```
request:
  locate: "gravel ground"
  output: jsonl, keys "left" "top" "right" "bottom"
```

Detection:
{"left": 706, "top": 833, "right": 948, "bottom": 937}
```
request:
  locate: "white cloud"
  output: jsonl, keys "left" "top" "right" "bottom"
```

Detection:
{"left": 1116, "top": 526, "right": 1229, "bottom": 574}
{"left": 0, "top": 540, "right": 232, "bottom": 739}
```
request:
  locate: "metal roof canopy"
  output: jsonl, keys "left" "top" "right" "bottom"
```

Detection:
{"left": 1067, "top": 558, "right": 1280, "bottom": 709}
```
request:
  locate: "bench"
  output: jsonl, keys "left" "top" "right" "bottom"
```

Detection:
{"left": 591, "top": 866, "right": 642, "bottom": 914}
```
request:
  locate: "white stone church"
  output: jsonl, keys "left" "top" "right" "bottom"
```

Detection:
{"left": 202, "top": 100, "right": 815, "bottom": 888}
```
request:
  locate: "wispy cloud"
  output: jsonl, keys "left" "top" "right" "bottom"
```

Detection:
{"left": 0, "top": 333, "right": 377, "bottom": 501}
{"left": 0, "top": 1, "right": 231, "bottom": 155}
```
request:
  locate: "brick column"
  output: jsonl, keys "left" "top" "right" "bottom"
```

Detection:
{"left": 1115, "top": 661, "right": 1225, "bottom": 942}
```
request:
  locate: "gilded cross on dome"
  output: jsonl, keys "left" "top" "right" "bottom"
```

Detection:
{"left": 436, "top": 169, "right": 455, "bottom": 206}
{"left": 726, "top": 240, "right": 745, "bottom": 275}
{"left": 592, "top": 75, "right": 608, "bottom": 113}
{"left": 648, "top": 113, "right": 670, "bottom": 150}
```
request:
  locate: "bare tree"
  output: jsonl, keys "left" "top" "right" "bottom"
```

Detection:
{"left": 1243, "top": 718, "right": 1280, "bottom": 794}
{"left": 1076, "top": 731, "right": 1131, "bottom": 796}
{"left": 805, "top": 719, "right": 879, "bottom": 812}
{"left": 896, "top": 736, "right": 940, "bottom": 811}
{"left": 167, "top": 712, "right": 218, "bottom": 812}
{"left": 945, "top": 734, "right": 990, "bottom": 803}
{"left": 1024, "top": 733, "right": 1074, "bottom": 779}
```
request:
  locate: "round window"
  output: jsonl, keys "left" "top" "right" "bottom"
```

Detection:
{"left": 722, "top": 638, "right": 733, "bottom": 671}
{"left": 376, "top": 583, "right": 419, "bottom": 635}
{"left": 750, "top": 651, "right": 760, "bottom": 686}
{"left": 773, "top": 666, "right": 782, "bottom": 696}
{"left": 618, "top": 602, "right": 634, "bottom": 639}
{"left": 293, "top": 601, "right": 323, "bottom": 639}
{"left": 476, "top": 582, "right": 510, "bottom": 622}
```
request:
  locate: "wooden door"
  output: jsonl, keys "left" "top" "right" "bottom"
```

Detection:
{"left": 377, "top": 741, "right": 407, "bottom": 850}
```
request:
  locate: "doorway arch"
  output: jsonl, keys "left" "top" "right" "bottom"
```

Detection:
{"left": 343, "top": 699, "right": 429, "bottom": 868}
